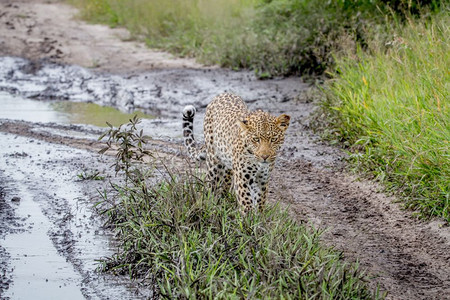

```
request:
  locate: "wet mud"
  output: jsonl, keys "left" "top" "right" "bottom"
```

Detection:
{"left": 0, "top": 56, "right": 310, "bottom": 142}
{"left": 272, "top": 160, "right": 450, "bottom": 299}
{"left": 1, "top": 0, "right": 449, "bottom": 299}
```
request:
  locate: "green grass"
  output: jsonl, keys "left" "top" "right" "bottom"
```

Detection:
{"left": 97, "top": 171, "right": 379, "bottom": 298}
{"left": 95, "top": 118, "right": 380, "bottom": 299}
{"left": 318, "top": 11, "right": 449, "bottom": 221}
{"left": 69, "top": 0, "right": 258, "bottom": 64}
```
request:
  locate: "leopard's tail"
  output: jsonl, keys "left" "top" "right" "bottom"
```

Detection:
{"left": 182, "top": 105, "right": 206, "bottom": 161}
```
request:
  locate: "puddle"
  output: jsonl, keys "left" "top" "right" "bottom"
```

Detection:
{"left": 2, "top": 186, "right": 85, "bottom": 300}
{"left": 51, "top": 101, "right": 152, "bottom": 127}
{"left": 0, "top": 91, "right": 152, "bottom": 127}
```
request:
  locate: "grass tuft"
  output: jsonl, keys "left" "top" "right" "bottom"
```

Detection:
{"left": 98, "top": 170, "right": 378, "bottom": 298}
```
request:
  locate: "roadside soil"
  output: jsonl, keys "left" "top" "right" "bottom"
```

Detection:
{"left": 1, "top": 0, "right": 449, "bottom": 299}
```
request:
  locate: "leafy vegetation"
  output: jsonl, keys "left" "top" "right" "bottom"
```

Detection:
{"left": 98, "top": 115, "right": 151, "bottom": 182}
{"left": 96, "top": 118, "right": 380, "bottom": 299}
{"left": 317, "top": 10, "right": 449, "bottom": 221}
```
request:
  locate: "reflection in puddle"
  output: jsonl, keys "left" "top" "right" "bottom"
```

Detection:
{"left": 0, "top": 92, "right": 152, "bottom": 127}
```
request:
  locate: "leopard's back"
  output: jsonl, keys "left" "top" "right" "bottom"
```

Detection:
{"left": 204, "top": 93, "right": 248, "bottom": 167}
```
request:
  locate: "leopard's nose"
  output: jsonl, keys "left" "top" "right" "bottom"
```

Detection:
{"left": 261, "top": 154, "right": 269, "bottom": 161}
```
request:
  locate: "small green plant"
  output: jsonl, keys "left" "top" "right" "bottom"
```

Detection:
{"left": 95, "top": 116, "right": 380, "bottom": 298}
{"left": 98, "top": 115, "right": 152, "bottom": 184}
{"left": 77, "top": 170, "right": 105, "bottom": 181}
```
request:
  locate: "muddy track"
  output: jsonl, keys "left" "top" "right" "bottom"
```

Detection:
{"left": 1, "top": 0, "right": 450, "bottom": 299}
{"left": 0, "top": 120, "right": 182, "bottom": 159}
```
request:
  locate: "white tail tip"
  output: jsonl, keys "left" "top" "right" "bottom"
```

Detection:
{"left": 183, "top": 105, "right": 196, "bottom": 118}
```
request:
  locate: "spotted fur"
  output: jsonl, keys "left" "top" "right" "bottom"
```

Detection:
{"left": 182, "top": 93, "right": 290, "bottom": 213}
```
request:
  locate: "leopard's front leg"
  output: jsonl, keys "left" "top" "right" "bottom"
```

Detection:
{"left": 234, "top": 162, "right": 269, "bottom": 213}
{"left": 232, "top": 162, "right": 252, "bottom": 213}
{"left": 255, "top": 163, "right": 273, "bottom": 210}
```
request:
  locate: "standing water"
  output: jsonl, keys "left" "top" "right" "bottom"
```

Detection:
{"left": 2, "top": 183, "right": 85, "bottom": 300}
{"left": 0, "top": 91, "right": 152, "bottom": 127}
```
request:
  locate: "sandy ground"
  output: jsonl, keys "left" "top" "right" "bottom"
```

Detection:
{"left": 0, "top": 0, "right": 449, "bottom": 299}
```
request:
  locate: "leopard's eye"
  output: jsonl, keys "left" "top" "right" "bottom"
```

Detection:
{"left": 271, "top": 137, "right": 278, "bottom": 142}
{"left": 252, "top": 137, "right": 260, "bottom": 143}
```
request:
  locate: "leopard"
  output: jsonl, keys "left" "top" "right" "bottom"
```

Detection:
{"left": 182, "top": 93, "right": 290, "bottom": 213}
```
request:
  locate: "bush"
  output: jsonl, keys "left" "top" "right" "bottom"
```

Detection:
{"left": 219, "top": 0, "right": 379, "bottom": 77}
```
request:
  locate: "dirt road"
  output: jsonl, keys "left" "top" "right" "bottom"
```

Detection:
{"left": 0, "top": 0, "right": 449, "bottom": 299}
{"left": 0, "top": 0, "right": 203, "bottom": 72}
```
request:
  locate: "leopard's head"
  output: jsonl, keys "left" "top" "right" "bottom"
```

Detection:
{"left": 237, "top": 111, "right": 290, "bottom": 163}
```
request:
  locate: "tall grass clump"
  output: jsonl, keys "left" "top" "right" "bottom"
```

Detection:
{"left": 228, "top": 0, "right": 440, "bottom": 76}
{"left": 96, "top": 118, "right": 380, "bottom": 299}
{"left": 319, "top": 11, "right": 449, "bottom": 220}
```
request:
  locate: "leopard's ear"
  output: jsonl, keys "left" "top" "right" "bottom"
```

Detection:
{"left": 276, "top": 114, "right": 290, "bottom": 130}
{"left": 237, "top": 118, "right": 249, "bottom": 131}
